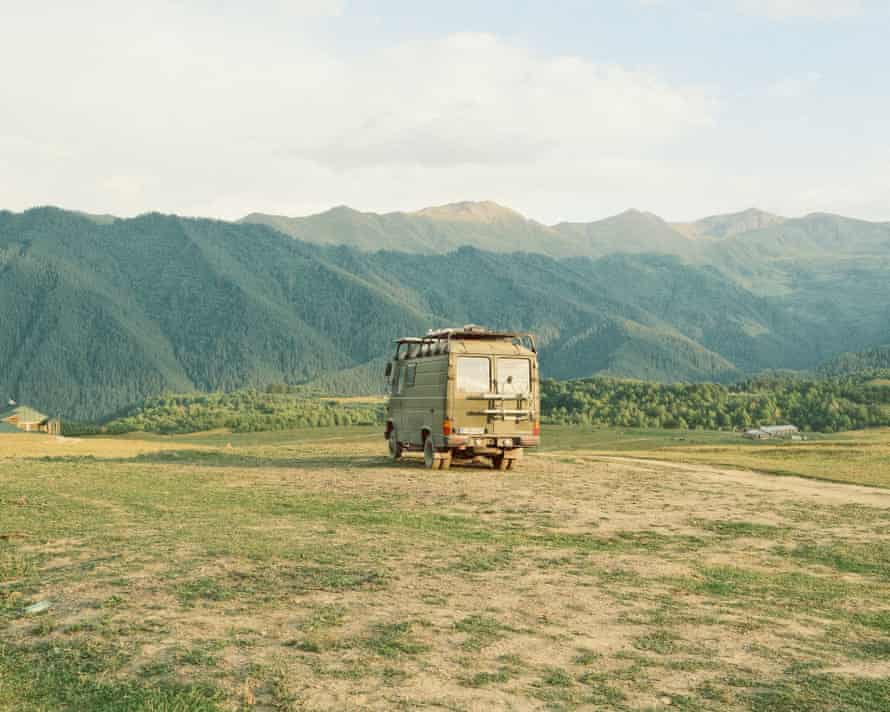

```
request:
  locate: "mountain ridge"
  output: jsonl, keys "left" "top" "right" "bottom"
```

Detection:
{"left": 241, "top": 200, "right": 890, "bottom": 260}
{"left": 4, "top": 205, "right": 890, "bottom": 420}
{"left": 671, "top": 208, "right": 785, "bottom": 240}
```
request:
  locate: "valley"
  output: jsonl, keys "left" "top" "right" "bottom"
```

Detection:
{"left": 2, "top": 203, "right": 889, "bottom": 421}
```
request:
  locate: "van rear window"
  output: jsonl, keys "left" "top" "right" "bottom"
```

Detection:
{"left": 456, "top": 357, "right": 490, "bottom": 392}
{"left": 497, "top": 358, "right": 531, "bottom": 394}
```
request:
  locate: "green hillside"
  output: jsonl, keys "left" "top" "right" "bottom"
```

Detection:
{"left": 3, "top": 205, "right": 890, "bottom": 420}
{"left": 0, "top": 208, "right": 429, "bottom": 419}
{"left": 818, "top": 345, "right": 890, "bottom": 377}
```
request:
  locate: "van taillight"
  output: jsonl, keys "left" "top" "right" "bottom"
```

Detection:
{"left": 443, "top": 418, "right": 452, "bottom": 436}
{"left": 533, "top": 421, "right": 540, "bottom": 437}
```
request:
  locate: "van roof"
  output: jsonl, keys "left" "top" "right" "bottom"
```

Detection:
{"left": 396, "top": 324, "right": 531, "bottom": 343}
{"left": 394, "top": 325, "right": 536, "bottom": 356}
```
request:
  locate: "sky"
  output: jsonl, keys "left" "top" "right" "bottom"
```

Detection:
{"left": 1, "top": 0, "right": 888, "bottom": 224}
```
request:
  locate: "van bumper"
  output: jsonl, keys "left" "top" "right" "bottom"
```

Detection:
{"left": 444, "top": 435, "right": 539, "bottom": 448}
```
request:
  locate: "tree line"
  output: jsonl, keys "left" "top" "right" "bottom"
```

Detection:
{"left": 59, "top": 371, "right": 890, "bottom": 436}
{"left": 63, "top": 389, "right": 384, "bottom": 435}
{"left": 541, "top": 373, "right": 890, "bottom": 433}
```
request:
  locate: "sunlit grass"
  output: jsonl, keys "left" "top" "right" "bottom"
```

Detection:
{"left": 543, "top": 425, "right": 890, "bottom": 488}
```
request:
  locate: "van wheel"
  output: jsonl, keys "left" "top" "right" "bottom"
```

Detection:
{"left": 492, "top": 454, "right": 509, "bottom": 471}
{"left": 388, "top": 429, "right": 402, "bottom": 460}
{"left": 423, "top": 438, "right": 436, "bottom": 469}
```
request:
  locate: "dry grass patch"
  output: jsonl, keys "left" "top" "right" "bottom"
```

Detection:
{"left": 2, "top": 427, "right": 890, "bottom": 710}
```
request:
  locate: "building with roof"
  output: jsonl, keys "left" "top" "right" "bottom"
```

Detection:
{"left": 0, "top": 404, "right": 61, "bottom": 435}
{"left": 743, "top": 424, "right": 800, "bottom": 440}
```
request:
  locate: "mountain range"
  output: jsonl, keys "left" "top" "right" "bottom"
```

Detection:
{"left": 241, "top": 202, "right": 796, "bottom": 257}
{"left": 2, "top": 201, "right": 889, "bottom": 420}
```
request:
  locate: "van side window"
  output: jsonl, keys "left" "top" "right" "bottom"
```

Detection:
{"left": 406, "top": 364, "right": 416, "bottom": 388}
{"left": 457, "top": 357, "right": 490, "bottom": 392}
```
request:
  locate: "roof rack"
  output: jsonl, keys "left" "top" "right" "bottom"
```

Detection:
{"left": 394, "top": 325, "right": 536, "bottom": 352}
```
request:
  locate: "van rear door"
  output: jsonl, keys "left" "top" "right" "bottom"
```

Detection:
{"left": 452, "top": 356, "right": 491, "bottom": 436}
{"left": 490, "top": 357, "right": 534, "bottom": 436}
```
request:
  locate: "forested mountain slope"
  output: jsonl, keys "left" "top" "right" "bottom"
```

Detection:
{"left": 0, "top": 209, "right": 429, "bottom": 418}
{"left": 819, "top": 346, "right": 890, "bottom": 377}
{"left": 3, "top": 206, "right": 890, "bottom": 420}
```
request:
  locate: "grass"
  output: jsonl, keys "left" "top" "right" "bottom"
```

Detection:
{"left": 543, "top": 424, "right": 890, "bottom": 488}
{"left": 633, "top": 630, "right": 681, "bottom": 655}
{"left": 785, "top": 542, "right": 890, "bottom": 580}
{"left": 744, "top": 674, "right": 890, "bottom": 712}
{"left": 363, "top": 621, "right": 428, "bottom": 658}
{"left": 2, "top": 425, "right": 890, "bottom": 710}
{"left": 454, "top": 614, "right": 516, "bottom": 651}
{"left": 691, "top": 518, "right": 786, "bottom": 538}
{"left": 0, "top": 639, "right": 222, "bottom": 712}
{"left": 461, "top": 666, "right": 516, "bottom": 687}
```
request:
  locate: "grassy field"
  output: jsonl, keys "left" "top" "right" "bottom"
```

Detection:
{"left": 2, "top": 426, "right": 890, "bottom": 710}
{"left": 543, "top": 425, "right": 890, "bottom": 488}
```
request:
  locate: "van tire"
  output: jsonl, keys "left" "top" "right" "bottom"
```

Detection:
{"left": 492, "top": 453, "right": 509, "bottom": 471}
{"left": 423, "top": 438, "right": 436, "bottom": 469}
{"left": 388, "top": 429, "right": 402, "bottom": 460}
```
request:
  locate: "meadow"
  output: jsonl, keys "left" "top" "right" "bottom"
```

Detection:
{"left": 2, "top": 426, "right": 890, "bottom": 710}
{"left": 542, "top": 425, "right": 890, "bottom": 488}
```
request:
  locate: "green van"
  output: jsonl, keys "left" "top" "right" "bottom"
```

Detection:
{"left": 384, "top": 325, "right": 540, "bottom": 470}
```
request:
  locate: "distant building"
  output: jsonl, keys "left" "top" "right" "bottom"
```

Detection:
{"left": 743, "top": 424, "right": 799, "bottom": 440}
{"left": 0, "top": 404, "right": 61, "bottom": 435}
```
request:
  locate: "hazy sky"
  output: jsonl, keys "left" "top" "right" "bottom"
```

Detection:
{"left": 1, "top": 1, "right": 888, "bottom": 223}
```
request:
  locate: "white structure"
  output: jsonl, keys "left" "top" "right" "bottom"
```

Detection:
{"left": 743, "top": 425, "right": 800, "bottom": 440}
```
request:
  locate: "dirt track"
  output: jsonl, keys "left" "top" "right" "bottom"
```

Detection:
{"left": 585, "top": 454, "right": 890, "bottom": 507}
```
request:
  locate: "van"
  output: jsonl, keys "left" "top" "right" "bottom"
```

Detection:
{"left": 384, "top": 325, "right": 540, "bottom": 470}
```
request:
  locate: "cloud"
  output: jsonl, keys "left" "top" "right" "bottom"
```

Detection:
{"left": 767, "top": 71, "right": 822, "bottom": 97}
{"left": 293, "top": 34, "right": 715, "bottom": 170}
{"left": 736, "top": 0, "right": 864, "bottom": 20}
{"left": 1, "top": 3, "right": 885, "bottom": 223}
{"left": 0, "top": 13, "right": 716, "bottom": 220}
{"left": 636, "top": 0, "right": 865, "bottom": 20}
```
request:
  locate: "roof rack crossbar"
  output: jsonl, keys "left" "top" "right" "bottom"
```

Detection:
{"left": 394, "top": 326, "right": 537, "bottom": 353}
